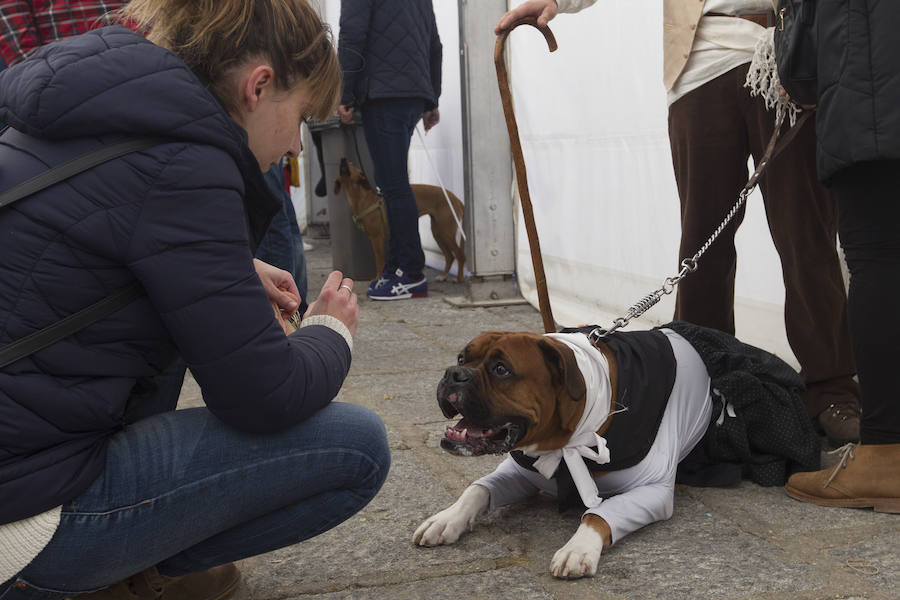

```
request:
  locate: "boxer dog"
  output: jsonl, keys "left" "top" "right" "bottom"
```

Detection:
{"left": 333, "top": 158, "right": 466, "bottom": 282}
{"left": 412, "top": 325, "right": 812, "bottom": 579}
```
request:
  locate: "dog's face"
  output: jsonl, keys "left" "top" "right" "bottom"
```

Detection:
{"left": 333, "top": 158, "right": 373, "bottom": 206}
{"left": 437, "top": 331, "right": 587, "bottom": 456}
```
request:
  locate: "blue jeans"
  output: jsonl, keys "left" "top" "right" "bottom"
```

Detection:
{"left": 1, "top": 398, "right": 389, "bottom": 598}
{"left": 362, "top": 98, "right": 426, "bottom": 276}
{"left": 256, "top": 165, "right": 308, "bottom": 306}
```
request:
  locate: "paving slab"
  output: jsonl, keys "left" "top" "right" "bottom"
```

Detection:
{"left": 283, "top": 567, "right": 553, "bottom": 600}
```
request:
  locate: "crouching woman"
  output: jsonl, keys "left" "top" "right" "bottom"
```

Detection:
{"left": 0, "top": 1, "right": 389, "bottom": 598}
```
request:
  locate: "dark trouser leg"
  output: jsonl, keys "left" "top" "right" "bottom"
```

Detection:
{"left": 742, "top": 82, "right": 857, "bottom": 418}
{"left": 831, "top": 160, "right": 900, "bottom": 444}
{"left": 361, "top": 98, "right": 426, "bottom": 276}
{"left": 7, "top": 403, "right": 389, "bottom": 596}
{"left": 670, "top": 67, "right": 750, "bottom": 334}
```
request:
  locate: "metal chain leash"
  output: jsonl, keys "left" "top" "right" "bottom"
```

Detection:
{"left": 588, "top": 102, "right": 799, "bottom": 344}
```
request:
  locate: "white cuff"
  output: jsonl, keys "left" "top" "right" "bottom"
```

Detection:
{"left": 299, "top": 314, "right": 353, "bottom": 353}
{"left": 556, "top": 0, "right": 597, "bottom": 14}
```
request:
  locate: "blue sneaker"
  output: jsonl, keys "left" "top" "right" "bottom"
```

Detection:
{"left": 368, "top": 268, "right": 393, "bottom": 292}
{"left": 367, "top": 268, "right": 427, "bottom": 300}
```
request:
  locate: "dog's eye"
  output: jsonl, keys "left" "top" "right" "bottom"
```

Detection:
{"left": 457, "top": 353, "right": 465, "bottom": 365}
{"left": 492, "top": 362, "right": 511, "bottom": 377}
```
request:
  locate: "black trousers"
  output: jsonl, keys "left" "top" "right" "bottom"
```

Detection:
{"left": 668, "top": 64, "right": 857, "bottom": 418}
{"left": 831, "top": 160, "right": 900, "bottom": 444}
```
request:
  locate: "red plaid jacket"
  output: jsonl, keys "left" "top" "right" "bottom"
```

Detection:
{"left": 0, "top": 1, "right": 127, "bottom": 66}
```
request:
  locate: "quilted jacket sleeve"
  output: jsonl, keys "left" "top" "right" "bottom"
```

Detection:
{"left": 427, "top": 5, "right": 442, "bottom": 111}
{"left": 338, "top": 0, "right": 372, "bottom": 107}
{"left": 125, "top": 144, "right": 351, "bottom": 434}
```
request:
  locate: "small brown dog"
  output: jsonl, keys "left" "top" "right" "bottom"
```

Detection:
{"left": 334, "top": 158, "right": 466, "bottom": 282}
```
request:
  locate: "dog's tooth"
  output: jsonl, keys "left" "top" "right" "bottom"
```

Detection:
{"left": 462, "top": 428, "right": 468, "bottom": 439}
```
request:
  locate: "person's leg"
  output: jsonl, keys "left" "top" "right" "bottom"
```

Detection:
{"left": 283, "top": 195, "right": 308, "bottom": 305}
{"left": 255, "top": 165, "right": 304, "bottom": 296}
{"left": 785, "top": 160, "right": 900, "bottom": 511}
{"left": 361, "top": 98, "right": 426, "bottom": 279}
{"left": 312, "top": 130, "right": 327, "bottom": 198}
{"left": 5, "top": 402, "right": 389, "bottom": 597}
{"left": 670, "top": 67, "right": 751, "bottom": 332}
{"left": 745, "top": 93, "right": 859, "bottom": 442}
{"left": 831, "top": 161, "right": 900, "bottom": 444}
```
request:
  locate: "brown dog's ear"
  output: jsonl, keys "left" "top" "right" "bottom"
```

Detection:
{"left": 538, "top": 337, "right": 586, "bottom": 402}
{"left": 334, "top": 178, "right": 342, "bottom": 195}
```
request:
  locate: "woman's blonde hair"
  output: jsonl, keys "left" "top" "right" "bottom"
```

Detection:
{"left": 119, "top": 0, "right": 341, "bottom": 120}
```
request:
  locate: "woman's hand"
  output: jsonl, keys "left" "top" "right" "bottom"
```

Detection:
{"left": 495, "top": 0, "right": 559, "bottom": 34}
{"left": 304, "top": 271, "right": 359, "bottom": 338}
{"left": 254, "top": 258, "right": 301, "bottom": 316}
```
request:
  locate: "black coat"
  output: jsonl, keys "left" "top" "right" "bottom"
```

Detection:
{"left": 0, "top": 28, "right": 352, "bottom": 524}
{"left": 815, "top": 0, "right": 900, "bottom": 181}
{"left": 338, "top": 0, "right": 442, "bottom": 110}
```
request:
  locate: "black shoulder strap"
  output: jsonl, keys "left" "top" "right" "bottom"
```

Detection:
{"left": 0, "top": 134, "right": 167, "bottom": 209}
{"left": 0, "top": 283, "right": 145, "bottom": 368}
{"left": 0, "top": 130, "right": 168, "bottom": 368}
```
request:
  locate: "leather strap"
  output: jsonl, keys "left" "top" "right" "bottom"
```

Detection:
{"left": 706, "top": 11, "right": 777, "bottom": 28}
{"left": 0, "top": 129, "right": 167, "bottom": 368}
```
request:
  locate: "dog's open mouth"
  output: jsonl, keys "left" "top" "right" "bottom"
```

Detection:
{"left": 440, "top": 417, "right": 522, "bottom": 456}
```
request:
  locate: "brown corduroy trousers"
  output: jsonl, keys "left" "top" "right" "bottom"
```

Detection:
{"left": 668, "top": 64, "right": 857, "bottom": 417}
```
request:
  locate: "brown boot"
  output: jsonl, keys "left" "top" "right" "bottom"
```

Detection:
{"left": 71, "top": 563, "right": 240, "bottom": 600}
{"left": 816, "top": 399, "right": 861, "bottom": 446}
{"left": 785, "top": 443, "right": 900, "bottom": 512}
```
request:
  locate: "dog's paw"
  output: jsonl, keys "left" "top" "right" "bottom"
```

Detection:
{"left": 435, "top": 274, "right": 447, "bottom": 282}
{"left": 413, "top": 485, "right": 489, "bottom": 547}
{"left": 550, "top": 522, "right": 604, "bottom": 579}
{"left": 413, "top": 507, "right": 471, "bottom": 546}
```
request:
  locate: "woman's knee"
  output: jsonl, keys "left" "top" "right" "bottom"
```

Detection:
{"left": 323, "top": 402, "right": 391, "bottom": 491}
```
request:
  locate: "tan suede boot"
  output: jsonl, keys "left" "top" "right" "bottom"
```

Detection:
{"left": 71, "top": 563, "right": 240, "bottom": 600}
{"left": 785, "top": 443, "right": 900, "bottom": 513}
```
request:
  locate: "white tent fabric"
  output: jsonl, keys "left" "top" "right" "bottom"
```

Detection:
{"left": 319, "top": 0, "right": 802, "bottom": 364}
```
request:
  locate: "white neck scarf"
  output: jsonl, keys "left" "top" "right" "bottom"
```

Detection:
{"left": 520, "top": 333, "right": 614, "bottom": 508}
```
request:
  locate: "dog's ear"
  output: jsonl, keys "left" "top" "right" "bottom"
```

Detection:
{"left": 538, "top": 338, "right": 586, "bottom": 402}
{"left": 334, "top": 178, "right": 342, "bottom": 195}
{"left": 357, "top": 176, "right": 372, "bottom": 191}
{"left": 539, "top": 337, "right": 587, "bottom": 434}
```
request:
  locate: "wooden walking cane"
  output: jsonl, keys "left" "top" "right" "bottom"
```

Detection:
{"left": 495, "top": 17, "right": 558, "bottom": 334}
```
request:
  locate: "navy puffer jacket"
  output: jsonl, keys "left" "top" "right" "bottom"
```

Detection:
{"left": 815, "top": 0, "right": 900, "bottom": 181}
{"left": 338, "top": 0, "right": 442, "bottom": 110}
{"left": 0, "top": 27, "right": 352, "bottom": 524}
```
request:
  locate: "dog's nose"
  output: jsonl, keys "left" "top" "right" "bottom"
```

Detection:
{"left": 446, "top": 366, "right": 472, "bottom": 384}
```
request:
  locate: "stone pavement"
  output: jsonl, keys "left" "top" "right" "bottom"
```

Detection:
{"left": 177, "top": 237, "right": 899, "bottom": 600}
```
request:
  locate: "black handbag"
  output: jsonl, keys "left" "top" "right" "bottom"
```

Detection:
{"left": 774, "top": 0, "right": 818, "bottom": 106}
{"left": 0, "top": 127, "right": 167, "bottom": 368}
